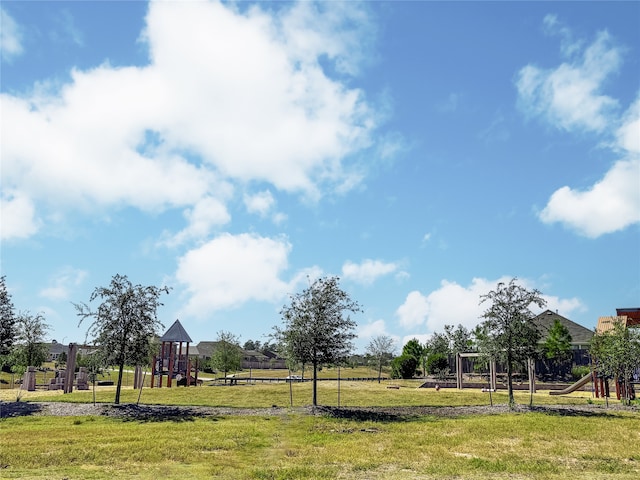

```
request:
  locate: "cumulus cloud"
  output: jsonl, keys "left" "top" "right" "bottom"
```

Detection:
{"left": 357, "top": 319, "right": 389, "bottom": 339}
{"left": 395, "top": 277, "right": 585, "bottom": 335}
{"left": 516, "top": 19, "right": 639, "bottom": 237}
{"left": 161, "top": 196, "right": 232, "bottom": 248}
{"left": 395, "top": 290, "right": 429, "bottom": 328}
{"left": 0, "top": 190, "right": 40, "bottom": 240}
{"left": 537, "top": 95, "right": 640, "bottom": 237}
{"left": 1, "top": 1, "right": 391, "bottom": 242}
{"left": 175, "top": 233, "right": 293, "bottom": 317}
{"left": 39, "top": 267, "right": 88, "bottom": 301}
{"left": 1, "top": 8, "right": 23, "bottom": 62}
{"left": 342, "top": 259, "right": 399, "bottom": 285}
{"left": 539, "top": 155, "right": 640, "bottom": 237}
{"left": 244, "top": 190, "right": 275, "bottom": 217}
{"left": 516, "top": 30, "right": 621, "bottom": 133}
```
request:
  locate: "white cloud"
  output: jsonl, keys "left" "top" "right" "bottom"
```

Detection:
{"left": 357, "top": 319, "right": 389, "bottom": 339}
{"left": 543, "top": 295, "right": 586, "bottom": 317}
{"left": 244, "top": 190, "right": 275, "bottom": 217}
{"left": 395, "top": 290, "right": 429, "bottom": 328}
{"left": 1, "top": 1, "right": 390, "bottom": 241}
{"left": 395, "top": 277, "right": 585, "bottom": 335}
{"left": 401, "top": 334, "right": 431, "bottom": 347}
{"left": 161, "top": 196, "right": 232, "bottom": 248}
{"left": 39, "top": 267, "right": 88, "bottom": 301}
{"left": 0, "top": 190, "right": 40, "bottom": 240}
{"left": 539, "top": 96, "right": 640, "bottom": 237}
{"left": 517, "top": 20, "right": 639, "bottom": 237}
{"left": 342, "top": 259, "right": 398, "bottom": 285}
{"left": 0, "top": 8, "right": 23, "bottom": 62}
{"left": 175, "top": 233, "right": 292, "bottom": 317}
{"left": 539, "top": 156, "right": 640, "bottom": 237}
{"left": 516, "top": 30, "right": 621, "bottom": 133}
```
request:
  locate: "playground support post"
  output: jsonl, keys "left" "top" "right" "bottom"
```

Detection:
{"left": 456, "top": 353, "right": 497, "bottom": 391}
{"left": 64, "top": 343, "right": 78, "bottom": 394}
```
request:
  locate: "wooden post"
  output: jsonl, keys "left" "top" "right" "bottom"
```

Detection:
{"left": 186, "top": 343, "right": 191, "bottom": 386}
{"left": 167, "top": 342, "right": 174, "bottom": 388}
{"left": 528, "top": 358, "right": 536, "bottom": 394}
{"left": 489, "top": 359, "right": 497, "bottom": 391}
{"left": 64, "top": 344, "right": 78, "bottom": 394}
{"left": 159, "top": 342, "right": 166, "bottom": 388}
{"left": 456, "top": 353, "right": 462, "bottom": 389}
{"left": 150, "top": 356, "right": 156, "bottom": 389}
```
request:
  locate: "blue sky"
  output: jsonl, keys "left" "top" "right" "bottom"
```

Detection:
{"left": 1, "top": 1, "right": 638, "bottom": 354}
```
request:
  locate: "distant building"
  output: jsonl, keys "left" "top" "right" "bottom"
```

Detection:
{"left": 46, "top": 341, "right": 96, "bottom": 362}
{"left": 532, "top": 310, "right": 594, "bottom": 350}
{"left": 194, "top": 341, "right": 287, "bottom": 370}
{"left": 596, "top": 308, "right": 640, "bottom": 334}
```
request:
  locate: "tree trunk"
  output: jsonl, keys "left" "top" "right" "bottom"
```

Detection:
{"left": 507, "top": 353, "right": 515, "bottom": 408}
{"left": 377, "top": 359, "right": 382, "bottom": 384}
{"left": 312, "top": 362, "right": 318, "bottom": 407}
{"left": 115, "top": 362, "right": 125, "bottom": 404}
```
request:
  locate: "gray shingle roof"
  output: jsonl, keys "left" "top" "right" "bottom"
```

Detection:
{"left": 532, "top": 310, "right": 594, "bottom": 346}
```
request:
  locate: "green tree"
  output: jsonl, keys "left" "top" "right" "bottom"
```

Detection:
{"left": 590, "top": 321, "right": 640, "bottom": 405}
{"left": 274, "top": 276, "right": 361, "bottom": 406}
{"left": 0, "top": 276, "right": 17, "bottom": 365}
{"left": 10, "top": 311, "right": 50, "bottom": 373}
{"left": 479, "top": 278, "right": 546, "bottom": 407}
{"left": 424, "top": 332, "right": 449, "bottom": 356}
{"left": 402, "top": 337, "right": 425, "bottom": 376}
{"left": 243, "top": 339, "right": 260, "bottom": 351}
{"left": 74, "top": 274, "right": 169, "bottom": 404}
{"left": 444, "top": 324, "right": 474, "bottom": 354}
{"left": 542, "top": 319, "right": 572, "bottom": 377}
{"left": 56, "top": 351, "right": 68, "bottom": 369}
{"left": 426, "top": 352, "right": 449, "bottom": 381}
{"left": 391, "top": 354, "right": 417, "bottom": 379}
{"left": 365, "top": 335, "right": 396, "bottom": 383}
{"left": 211, "top": 330, "right": 242, "bottom": 380}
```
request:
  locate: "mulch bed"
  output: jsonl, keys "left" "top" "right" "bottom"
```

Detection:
{"left": 1, "top": 401, "right": 636, "bottom": 422}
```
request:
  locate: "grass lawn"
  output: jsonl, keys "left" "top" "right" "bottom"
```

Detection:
{"left": 2, "top": 382, "right": 638, "bottom": 479}
{"left": 1, "top": 407, "right": 638, "bottom": 479}
{"left": 0, "top": 378, "right": 615, "bottom": 408}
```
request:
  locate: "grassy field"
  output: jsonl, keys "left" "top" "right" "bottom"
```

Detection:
{"left": 0, "top": 365, "right": 388, "bottom": 390}
{"left": 1, "top": 404, "right": 638, "bottom": 479}
{"left": 0, "top": 378, "right": 608, "bottom": 407}
{"left": 2, "top": 381, "right": 638, "bottom": 479}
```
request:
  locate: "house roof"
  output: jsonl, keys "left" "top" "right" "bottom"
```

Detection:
{"left": 195, "top": 341, "right": 220, "bottom": 357}
{"left": 532, "top": 310, "right": 594, "bottom": 345}
{"left": 159, "top": 319, "right": 193, "bottom": 343}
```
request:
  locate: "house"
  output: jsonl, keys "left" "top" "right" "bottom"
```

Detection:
{"left": 532, "top": 310, "right": 594, "bottom": 350}
{"left": 596, "top": 308, "right": 640, "bottom": 334}
{"left": 194, "top": 341, "right": 287, "bottom": 370}
{"left": 46, "top": 341, "right": 96, "bottom": 362}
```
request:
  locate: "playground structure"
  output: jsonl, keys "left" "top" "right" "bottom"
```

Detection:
{"left": 150, "top": 319, "right": 200, "bottom": 388}
{"left": 449, "top": 308, "right": 640, "bottom": 399}
{"left": 454, "top": 353, "right": 538, "bottom": 393}
{"left": 21, "top": 343, "right": 88, "bottom": 393}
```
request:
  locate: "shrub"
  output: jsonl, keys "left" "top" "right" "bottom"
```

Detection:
{"left": 426, "top": 353, "right": 449, "bottom": 376}
{"left": 571, "top": 365, "right": 591, "bottom": 380}
{"left": 391, "top": 354, "right": 418, "bottom": 379}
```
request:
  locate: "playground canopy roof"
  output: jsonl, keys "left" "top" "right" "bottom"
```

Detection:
{"left": 159, "top": 319, "right": 193, "bottom": 343}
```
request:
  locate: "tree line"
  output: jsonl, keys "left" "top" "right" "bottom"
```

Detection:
{"left": 2, "top": 275, "right": 638, "bottom": 407}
